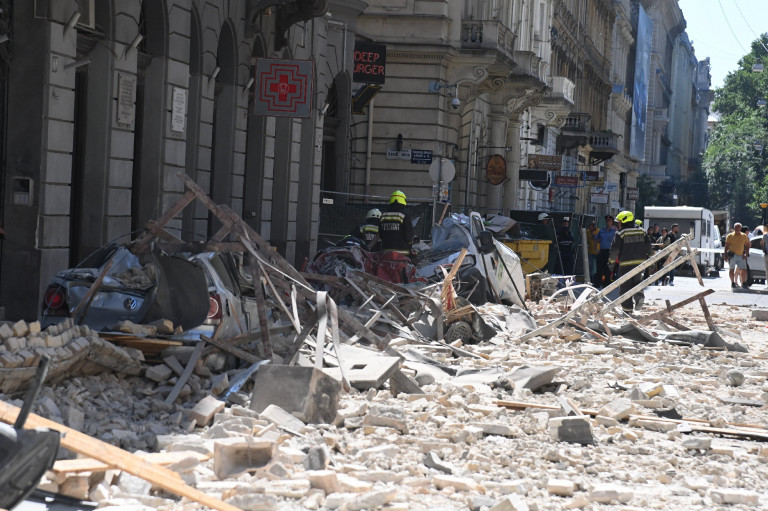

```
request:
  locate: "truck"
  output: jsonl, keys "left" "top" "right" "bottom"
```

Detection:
{"left": 643, "top": 206, "right": 718, "bottom": 274}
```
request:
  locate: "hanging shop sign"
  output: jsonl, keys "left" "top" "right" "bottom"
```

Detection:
{"left": 486, "top": 154, "right": 507, "bottom": 185}
{"left": 590, "top": 193, "right": 609, "bottom": 204}
{"left": 626, "top": 187, "right": 639, "bottom": 200}
{"left": 527, "top": 154, "right": 562, "bottom": 171}
{"left": 353, "top": 42, "right": 387, "bottom": 84}
{"left": 519, "top": 169, "right": 549, "bottom": 181}
{"left": 253, "top": 58, "right": 313, "bottom": 118}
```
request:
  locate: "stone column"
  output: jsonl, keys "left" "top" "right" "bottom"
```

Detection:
{"left": 487, "top": 113, "right": 508, "bottom": 211}
{"left": 503, "top": 117, "right": 523, "bottom": 213}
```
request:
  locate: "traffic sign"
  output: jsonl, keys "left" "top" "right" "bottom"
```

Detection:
{"left": 428, "top": 158, "right": 456, "bottom": 183}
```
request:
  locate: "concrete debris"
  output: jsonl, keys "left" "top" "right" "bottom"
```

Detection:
{"left": 4, "top": 192, "right": 768, "bottom": 510}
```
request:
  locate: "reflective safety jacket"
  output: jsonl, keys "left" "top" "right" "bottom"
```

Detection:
{"left": 352, "top": 222, "right": 380, "bottom": 250}
{"left": 609, "top": 225, "right": 653, "bottom": 268}
{"left": 379, "top": 205, "right": 414, "bottom": 254}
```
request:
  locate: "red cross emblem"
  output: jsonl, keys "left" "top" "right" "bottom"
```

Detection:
{"left": 255, "top": 59, "right": 313, "bottom": 117}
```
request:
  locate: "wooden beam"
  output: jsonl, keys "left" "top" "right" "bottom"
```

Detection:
{"left": 637, "top": 289, "right": 715, "bottom": 325}
{"left": 53, "top": 451, "right": 210, "bottom": 474}
{"left": 0, "top": 401, "right": 240, "bottom": 511}
{"left": 70, "top": 258, "right": 114, "bottom": 325}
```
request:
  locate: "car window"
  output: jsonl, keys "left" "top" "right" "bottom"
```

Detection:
{"left": 208, "top": 254, "right": 238, "bottom": 294}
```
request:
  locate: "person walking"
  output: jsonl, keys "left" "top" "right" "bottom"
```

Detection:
{"left": 662, "top": 223, "right": 679, "bottom": 285}
{"left": 762, "top": 229, "right": 768, "bottom": 289}
{"left": 593, "top": 215, "right": 616, "bottom": 288}
{"left": 608, "top": 210, "right": 653, "bottom": 313}
{"left": 586, "top": 221, "right": 600, "bottom": 280}
{"left": 724, "top": 222, "right": 750, "bottom": 288}
{"left": 557, "top": 217, "right": 575, "bottom": 275}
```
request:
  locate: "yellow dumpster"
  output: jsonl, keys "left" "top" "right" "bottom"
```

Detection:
{"left": 503, "top": 239, "right": 551, "bottom": 274}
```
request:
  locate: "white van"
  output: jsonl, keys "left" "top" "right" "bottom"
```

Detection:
{"left": 643, "top": 206, "right": 717, "bottom": 273}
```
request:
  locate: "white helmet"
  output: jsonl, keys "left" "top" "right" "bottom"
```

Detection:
{"left": 538, "top": 213, "right": 550, "bottom": 221}
{"left": 367, "top": 208, "right": 382, "bottom": 220}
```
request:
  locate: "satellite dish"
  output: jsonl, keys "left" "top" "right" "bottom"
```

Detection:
{"left": 529, "top": 171, "right": 551, "bottom": 191}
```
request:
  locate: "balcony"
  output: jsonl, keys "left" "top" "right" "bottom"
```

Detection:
{"left": 549, "top": 76, "right": 575, "bottom": 103}
{"left": 588, "top": 131, "right": 621, "bottom": 165}
{"left": 460, "top": 19, "right": 516, "bottom": 56}
{"left": 557, "top": 112, "right": 591, "bottom": 152}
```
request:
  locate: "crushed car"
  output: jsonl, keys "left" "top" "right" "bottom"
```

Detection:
{"left": 306, "top": 211, "right": 526, "bottom": 307}
{"left": 40, "top": 244, "right": 260, "bottom": 340}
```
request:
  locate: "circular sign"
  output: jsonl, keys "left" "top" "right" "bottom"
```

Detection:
{"left": 485, "top": 154, "right": 507, "bottom": 185}
{"left": 428, "top": 158, "right": 456, "bottom": 183}
{"left": 529, "top": 171, "right": 551, "bottom": 191}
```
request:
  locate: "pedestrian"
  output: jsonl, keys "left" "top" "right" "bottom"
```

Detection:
{"left": 587, "top": 221, "right": 600, "bottom": 280}
{"left": 379, "top": 190, "right": 414, "bottom": 255}
{"left": 658, "top": 227, "right": 668, "bottom": 245}
{"left": 557, "top": 217, "right": 575, "bottom": 275}
{"left": 652, "top": 224, "right": 660, "bottom": 239}
{"left": 762, "top": 229, "right": 768, "bottom": 289}
{"left": 724, "top": 222, "right": 750, "bottom": 289}
{"left": 537, "top": 212, "right": 551, "bottom": 226}
{"left": 608, "top": 210, "right": 653, "bottom": 313}
{"left": 661, "top": 224, "right": 679, "bottom": 285}
{"left": 593, "top": 215, "right": 616, "bottom": 287}
{"left": 349, "top": 208, "right": 382, "bottom": 251}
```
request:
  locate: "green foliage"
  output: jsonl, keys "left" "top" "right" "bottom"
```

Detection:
{"left": 635, "top": 174, "right": 657, "bottom": 218}
{"left": 703, "top": 34, "right": 768, "bottom": 225}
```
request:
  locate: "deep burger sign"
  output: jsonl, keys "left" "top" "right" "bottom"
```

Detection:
{"left": 353, "top": 42, "right": 386, "bottom": 84}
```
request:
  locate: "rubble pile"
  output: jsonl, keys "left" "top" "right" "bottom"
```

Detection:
{"left": 2, "top": 299, "right": 768, "bottom": 510}
{"left": 3, "top": 178, "right": 768, "bottom": 510}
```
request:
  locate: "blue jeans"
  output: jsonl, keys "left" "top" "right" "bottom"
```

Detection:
{"left": 588, "top": 253, "right": 598, "bottom": 278}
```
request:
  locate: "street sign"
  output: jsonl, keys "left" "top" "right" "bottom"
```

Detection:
{"left": 527, "top": 154, "right": 562, "bottom": 171}
{"left": 386, "top": 149, "right": 412, "bottom": 160}
{"left": 590, "top": 193, "right": 609, "bottom": 204}
{"left": 411, "top": 149, "right": 433, "bottom": 164}
{"left": 428, "top": 158, "right": 456, "bottom": 183}
{"left": 553, "top": 175, "right": 579, "bottom": 187}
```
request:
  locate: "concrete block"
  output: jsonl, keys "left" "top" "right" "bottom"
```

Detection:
{"left": 547, "top": 478, "right": 575, "bottom": 496}
{"left": 508, "top": 365, "right": 558, "bottom": 391}
{"left": 59, "top": 474, "right": 90, "bottom": 500}
{"left": 709, "top": 489, "right": 759, "bottom": 505}
{"left": 423, "top": 451, "right": 454, "bottom": 474}
{"left": 211, "top": 372, "right": 230, "bottom": 395}
{"left": 250, "top": 365, "right": 341, "bottom": 424}
{"left": 306, "top": 470, "right": 340, "bottom": 494}
{"left": 303, "top": 445, "right": 330, "bottom": 471}
{"left": 12, "top": 320, "right": 30, "bottom": 337}
{"left": 597, "top": 398, "right": 635, "bottom": 421}
{"left": 264, "top": 479, "right": 312, "bottom": 499}
{"left": 145, "top": 364, "right": 173, "bottom": 382}
{"left": 0, "top": 323, "right": 14, "bottom": 339}
{"left": 681, "top": 437, "right": 711, "bottom": 450}
{"left": 322, "top": 344, "right": 401, "bottom": 390}
{"left": 589, "top": 483, "right": 633, "bottom": 503}
{"left": 488, "top": 496, "right": 531, "bottom": 511}
{"left": 751, "top": 309, "right": 768, "bottom": 321}
{"left": 4, "top": 337, "right": 26, "bottom": 351}
{"left": 432, "top": 474, "right": 482, "bottom": 491}
{"left": 28, "top": 321, "right": 42, "bottom": 334}
{"left": 189, "top": 395, "right": 226, "bottom": 427}
{"left": 389, "top": 368, "right": 423, "bottom": 396}
{"left": 337, "top": 473, "right": 373, "bottom": 493}
{"left": 259, "top": 404, "right": 306, "bottom": 433}
{"left": 548, "top": 416, "right": 594, "bottom": 445}
{"left": 213, "top": 438, "right": 275, "bottom": 480}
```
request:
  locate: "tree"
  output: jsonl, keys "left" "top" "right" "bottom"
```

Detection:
{"left": 635, "top": 174, "right": 657, "bottom": 218}
{"left": 703, "top": 34, "right": 768, "bottom": 225}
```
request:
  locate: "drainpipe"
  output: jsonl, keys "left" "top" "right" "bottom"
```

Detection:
{"left": 364, "top": 98, "right": 374, "bottom": 197}
{"left": 464, "top": 106, "right": 477, "bottom": 213}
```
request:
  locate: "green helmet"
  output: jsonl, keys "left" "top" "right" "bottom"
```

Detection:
{"left": 390, "top": 190, "right": 406, "bottom": 205}
{"left": 616, "top": 210, "right": 634, "bottom": 224}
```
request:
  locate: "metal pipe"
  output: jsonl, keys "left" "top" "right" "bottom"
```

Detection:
{"left": 464, "top": 105, "right": 476, "bottom": 213}
{"left": 365, "top": 99, "right": 374, "bottom": 197}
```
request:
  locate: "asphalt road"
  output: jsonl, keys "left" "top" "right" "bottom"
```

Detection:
{"left": 642, "top": 266, "right": 768, "bottom": 308}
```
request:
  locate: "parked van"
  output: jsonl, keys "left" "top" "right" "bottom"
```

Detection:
{"left": 643, "top": 206, "right": 717, "bottom": 273}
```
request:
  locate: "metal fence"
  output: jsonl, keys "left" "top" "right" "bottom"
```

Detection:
{"left": 318, "top": 191, "right": 438, "bottom": 250}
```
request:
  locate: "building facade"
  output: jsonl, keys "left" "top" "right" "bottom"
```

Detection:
{"left": 0, "top": 0, "right": 368, "bottom": 320}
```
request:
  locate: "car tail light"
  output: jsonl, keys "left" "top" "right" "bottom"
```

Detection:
{"left": 42, "top": 286, "right": 68, "bottom": 315}
{"left": 207, "top": 293, "right": 222, "bottom": 324}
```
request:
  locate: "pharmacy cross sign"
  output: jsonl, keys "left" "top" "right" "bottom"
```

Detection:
{"left": 253, "top": 58, "right": 313, "bottom": 118}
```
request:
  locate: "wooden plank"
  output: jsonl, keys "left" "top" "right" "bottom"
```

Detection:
{"left": 53, "top": 450, "right": 210, "bottom": 474}
{"left": 201, "top": 333, "right": 263, "bottom": 364}
{"left": 164, "top": 330, "right": 210, "bottom": 405}
{"left": 70, "top": 258, "right": 114, "bottom": 325}
{"left": 0, "top": 401, "right": 240, "bottom": 511}
{"left": 250, "top": 264, "right": 274, "bottom": 359}
{"left": 131, "top": 189, "right": 197, "bottom": 254}
{"left": 637, "top": 289, "right": 715, "bottom": 325}
{"left": 698, "top": 297, "right": 716, "bottom": 331}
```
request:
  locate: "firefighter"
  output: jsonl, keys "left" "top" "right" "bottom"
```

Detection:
{"left": 608, "top": 210, "right": 653, "bottom": 313}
